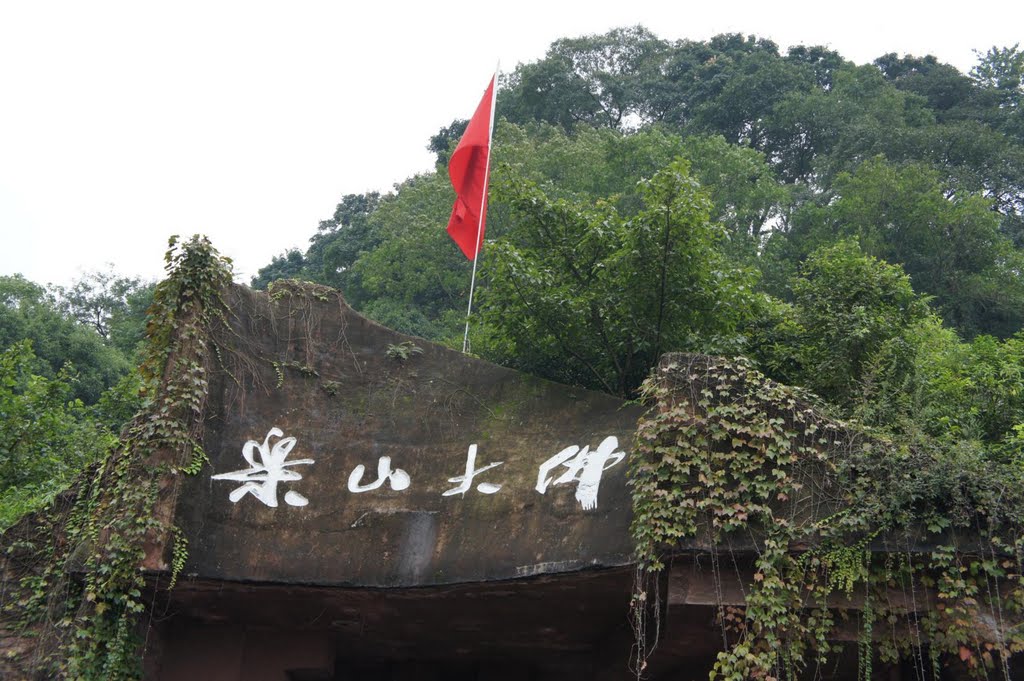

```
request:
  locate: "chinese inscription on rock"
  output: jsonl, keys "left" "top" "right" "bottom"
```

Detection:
{"left": 211, "top": 428, "right": 626, "bottom": 511}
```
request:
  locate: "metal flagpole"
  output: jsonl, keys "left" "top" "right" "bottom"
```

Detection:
{"left": 462, "top": 65, "right": 499, "bottom": 354}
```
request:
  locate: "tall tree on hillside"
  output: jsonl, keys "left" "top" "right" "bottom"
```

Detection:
{"left": 774, "top": 158, "right": 1024, "bottom": 337}
{"left": 499, "top": 26, "right": 667, "bottom": 130}
{"left": 789, "top": 239, "right": 930, "bottom": 406}
{"left": 481, "top": 159, "right": 756, "bottom": 396}
{"left": 347, "top": 173, "right": 468, "bottom": 338}
{"left": 971, "top": 44, "right": 1024, "bottom": 140}
{"left": 875, "top": 53, "right": 980, "bottom": 120}
{"left": 678, "top": 135, "right": 790, "bottom": 261}
{"left": 250, "top": 249, "right": 308, "bottom": 291}
{"left": 0, "top": 275, "right": 129, "bottom": 403}
{"left": 53, "top": 270, "right": 139, "bottom": 339}
{"left": 0, "top": 341, "right": 119, "bottom": 529}
{"left": 249, "top": 28, "right": 1024, "bottom": 353}
{"left": 52, "top": 270, "right": 154, "bottom": 357}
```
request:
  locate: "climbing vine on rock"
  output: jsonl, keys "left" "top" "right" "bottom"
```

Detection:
{"left": 2, "top": 235, "right": 232, "bottom": 680}
{"left": 629, "top": 354, "right": 1024, "bottom": 680}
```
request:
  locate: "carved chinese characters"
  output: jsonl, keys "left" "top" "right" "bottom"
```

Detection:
{"left": 443, "top": 445, "right": 503, "bottom": 497}
{"left": 535, "top": 436, "right": 625, "bottom": 511}
{"left": 212, "top": 428, "right": 626, "bottom": 511}
{"left": 348, "top": 456, "right": 411, "bottom": 493}
{"left": 210, "top": 427, "right": 313, "bottom": 507}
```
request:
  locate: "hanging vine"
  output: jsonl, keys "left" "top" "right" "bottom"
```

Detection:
{"left": 2, "top": 235, "right": 232, "bottom": 680}
{"left": 630, "top": 354, "right": 1024, "bottom": 680}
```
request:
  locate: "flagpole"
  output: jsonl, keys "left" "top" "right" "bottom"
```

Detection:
{"left": 462, "top": 65, "right": 499, "bottom": 354}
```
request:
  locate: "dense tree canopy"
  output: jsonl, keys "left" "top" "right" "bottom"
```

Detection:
{"left": 0, "top": 275, "right": 133, "bottom": 404}
{"left": 479, "top": 158, "right": 756, "bottom": 395}
{"left": 0, "top": 270, "right": 148, "bottom": 527}
{"left": 6, "top": 26, "right": 1024, "bottom": 536}
{"left": 238, "top": 34, "right": 1024, "bottom": 568}
{"left": 250, "top": 29, "right": 1024, "bottom": 404}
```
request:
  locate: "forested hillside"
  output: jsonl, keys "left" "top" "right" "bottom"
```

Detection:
{"left": 0, "top": 272, "right": 152, "bottom": 527}
{"left": 253, "top": 28, "right": 1024, "bottom": 415}
{"left": 3, "top": 27, "right": 1024, "bottom": 529}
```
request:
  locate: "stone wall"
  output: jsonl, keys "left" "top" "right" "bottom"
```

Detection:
{"left": 175, "top": 282, "right": 644, "bottom": 587}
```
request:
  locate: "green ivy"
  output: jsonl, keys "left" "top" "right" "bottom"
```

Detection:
{"left": 630, "top": 354, "right": 1024, "bottom": 680}
{"left": 4, "top": 235, "right": 232, "bottom": 680}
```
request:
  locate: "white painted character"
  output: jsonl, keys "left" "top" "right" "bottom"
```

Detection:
{"left": 347, "top": 456, "right": 411, "bottom": 493}
{"left": 211, "top": 427, "right": 313, "bottom": 507}
{"left": 442, "top": 444, "right": 503, "bottom": 497}
{"left": 535, "top": 435, "right": 626, "bottom": 510}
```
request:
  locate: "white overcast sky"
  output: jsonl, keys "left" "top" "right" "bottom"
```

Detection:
{"left": 2, "top": 1, "right": 1022, "bottom": 287}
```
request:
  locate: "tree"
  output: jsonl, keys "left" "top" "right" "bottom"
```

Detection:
{"left": 907, "top": 325, "right": 1024, "bottom": 449}
{"left": 971, "top": 44, "right": 1024, "bottom": 139}
{"left": 0, "top": 341, "right": 117, "bottom": 529}
{"left": 480, "top": 159, "right": 756, "bottom": 396}
{"left": 764, "top": 64, "right": 935, "bottom": 184}
{"left": 494, "top": 122, "right": 686, "bottom": 214}
{"left": 348, "top": 172, "right": 469, "bottom": 338}
{"left": 780, "top": 240, "right": 930, "bottom": 407}
{"left": 428, "top": 119, "right": 468, "bottom": 166}
{"left": 825, "top": 158, "right": 1023, "bottom": 336}
{"left": 499, "top": 26, "right": 668, "bottom": 130}
{"left": 690, "top": 49, "right": 813, "bottom": 151}
{"left": 250, "top": 249, "right": 308, "bottom": 290}
{"left": 51, "top": 270, "right": 155, "bottom": 358}
{"left": 874, "top": 53, "right": 979, "bottom": 120}
{"left": 107, "top": 280, "right": 155, "bottom": 359}
{"left": 251, "top": 192, "right": 385, "bottom": 294}
{"left": 786, "top": 45, "right": 845, "bottom": 91}
{"left": 52, "top": 270, "right": 143, "bottom": 339}
{"left": 308, "top": 191, "right": 384, "bottom": 292}
{"left": 678, "top": 135, "right": 790, "bottom": 261}
{"left": 247, "top": 26, "right": 1024, "bottom": 380}
{"left": 764, "top": 156, "right": 1024, "bottom": 337}
{"left": 0, "top": 275, "right": 129, "bottom": 403}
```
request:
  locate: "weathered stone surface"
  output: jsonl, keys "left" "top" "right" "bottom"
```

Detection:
{"left": 175, "top": 283, "right": 644, "bottom": 587}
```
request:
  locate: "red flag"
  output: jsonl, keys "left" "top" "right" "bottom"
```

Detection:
{"left": 446, "top": 76, "right": 495, "bottom": 260}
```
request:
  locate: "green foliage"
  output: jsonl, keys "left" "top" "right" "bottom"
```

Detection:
{"left": 312, "top": 191, "right": 384, "bottom": 290}
{"left": 906, "top": 322, "right": 1024, "bottom": 449}
{"left": 52, "top": 270, "right": 152, "bottom": 345}
{"left": 0, "top": 269, "right": 147, "bottom": 535}
{"left": 678, "top": 135, "right": 790, "bottom": 261}
{"left": 495, "top": 122, "right": 686, "bottom": 212}
{"left": 385, "top": 341, "right": 424, "bottom": 362}
{"left": 481, "top": 158, "right": 757, "bottom": 396}
{"left": 971, "top": 44, "right": 1024, "bottom": 139}
{"left": 768, "top": 156, "right": 1024, "bottom": 337}
{"left": 0, "top": 275, "right": 130, "bottom": 404}
{"left": 630, "top": 356, "right": 1024, "bottom": 679}
{"left": 875, "top": 52, "right": 979, "bottom": 119}
{"left": 250, "top": 192, "right": 386, "bottom": 295}
{"left": 498, "top": 26, "right": 667, "bottom": 130}
{"left": 428, "top": 119, "right": 468, "bottom": 166}
{"left": 4, "top": 235, "right": 233, "bottom": 680}
{"left": 0, "top": 341, "right": 117, "bottom": 529}
{"left": 253, "top": 29, "right": 1024, "bottom": 383}
{"left": 784, "top": 240, "right": 930, "bottom": 405}
{"left": 349, "top": 172, "right": 469, "bottom": 336}
{"left": 250, "top": 249, "right": 308, "bottom": 290}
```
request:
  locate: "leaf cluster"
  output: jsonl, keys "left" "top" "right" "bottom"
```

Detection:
{"left": 479, "top": 158, "right": 756, "bottom": 396}
{"left": 2, "top": 235, "right": 233, "bottom": 680}
{"left": 630, "top": 355, "right": 1024, "bottom": 679}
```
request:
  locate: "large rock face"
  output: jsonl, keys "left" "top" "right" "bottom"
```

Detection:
{"left": 176, "top": 282, "right": 644, "bottom": 588}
